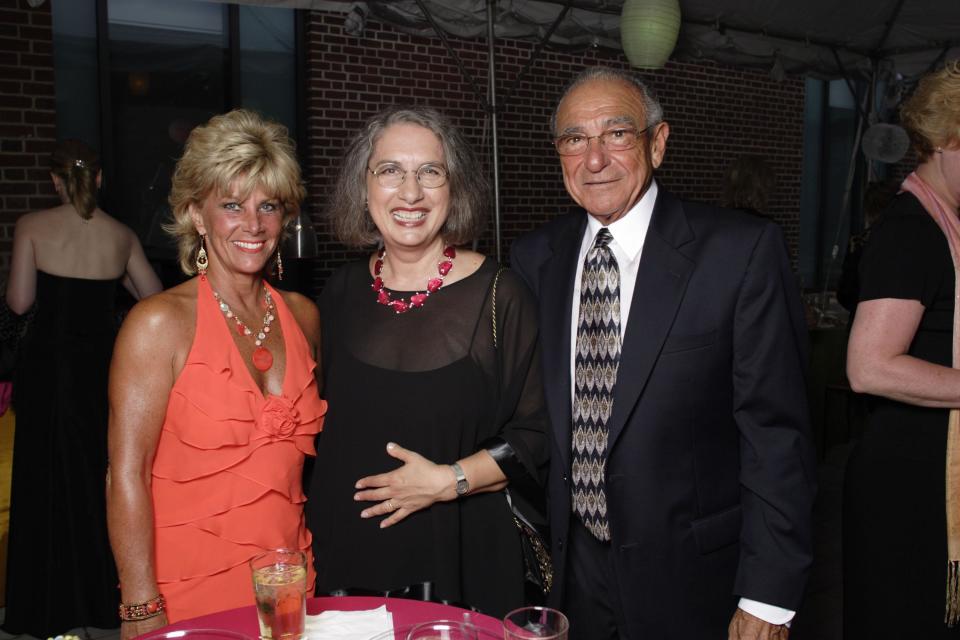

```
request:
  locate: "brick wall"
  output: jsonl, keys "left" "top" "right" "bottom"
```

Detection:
{"left": 0, "top": 0, "right": 56, "bottom": 277}
{"left": 304, "top": 11, "right": 805, "bottom": 290}
{"left": 0, "top": 6, "right": 806, "bottom": 291}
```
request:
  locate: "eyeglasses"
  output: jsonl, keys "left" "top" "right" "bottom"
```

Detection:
{"left": 553, "top": 124, "right": 654, "bottom": 156}
{"left": 368, "top": 163, "right": 448, "bottom": 189}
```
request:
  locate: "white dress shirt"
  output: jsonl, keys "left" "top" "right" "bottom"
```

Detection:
{"left": 566, "top": 179, "right": 794, "bottom": 627}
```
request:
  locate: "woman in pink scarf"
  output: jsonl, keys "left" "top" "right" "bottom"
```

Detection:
{"left": 845, "top": 60, "right": 960, "bottom": 639}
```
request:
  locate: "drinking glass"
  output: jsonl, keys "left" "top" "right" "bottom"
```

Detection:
{"left": 405, "top": 620, "right": 479, "bottom": 640}
{"left": 141, "top": 630, "right": 254, "bottom": 640}
{"left": 249, "top": 548, "right": 307, "bottom": 640}
{"left": 502, "top": 607, "right": 569, "bottom": 640}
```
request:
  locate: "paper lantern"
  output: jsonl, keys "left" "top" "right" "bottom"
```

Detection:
{"left": 620, "top": 0, "right": 682, "bottom": 69}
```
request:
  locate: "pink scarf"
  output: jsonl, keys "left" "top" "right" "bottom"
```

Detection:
{"left": 901, "top": 171, "right": 960, "bottom": 627}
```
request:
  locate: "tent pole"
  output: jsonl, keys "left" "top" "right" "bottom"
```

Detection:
{"left": 413, "top": 0, "right": 487, "bottom": 109}
{"left": 487, "top": 0, "right": 502, "bottom": 263}
{"left": 502, "top": 1, "right": 572, "bottom": 106}
{"left": 818, "top": 88, "right": 868, "bottom": 324}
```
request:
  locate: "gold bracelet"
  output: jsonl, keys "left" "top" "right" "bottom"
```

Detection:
{"left": 119, "top": 594, "right": 166, "bottom": 622}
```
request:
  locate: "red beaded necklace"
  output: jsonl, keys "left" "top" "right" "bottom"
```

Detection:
{"left": 371, "top": 245, "right": 456, "bottom": 314}
{"left": 212, "top": 286, "right": 276, "bottom": 371}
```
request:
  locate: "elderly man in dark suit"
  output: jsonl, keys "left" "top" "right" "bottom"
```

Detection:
{"left": 510, "top": 67, "right": 816, "bottom": 640}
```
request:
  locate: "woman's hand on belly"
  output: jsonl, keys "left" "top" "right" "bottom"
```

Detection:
{"left": 354, "top": 442, "right": 456, "bottom": 528}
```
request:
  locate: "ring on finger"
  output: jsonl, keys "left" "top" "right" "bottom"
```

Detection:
{"left": 386, "top": 499, "right": 394, "bottom": 511}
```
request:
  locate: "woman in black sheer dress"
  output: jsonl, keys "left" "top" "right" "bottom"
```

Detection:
{"left": 306, "top": 106, "right": 548, "bottom": 617}
{"left": 3, "top": 140, "right": 161, "bottom": 637}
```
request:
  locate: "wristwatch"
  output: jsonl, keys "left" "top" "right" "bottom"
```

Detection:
{"left": 451, "top": 462, "right": 469, "bottom": 496}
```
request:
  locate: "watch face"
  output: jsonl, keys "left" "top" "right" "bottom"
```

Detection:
{"left": 456, "top": 479, "right": 469, "bottom": 495}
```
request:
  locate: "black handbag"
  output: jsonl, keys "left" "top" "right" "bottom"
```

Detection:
{"left": 506, "top": 485, "right": 553, "bottom": 596}
{"left": 0, "top": 293, "right": 31, "bottom": 381}
{"left": 491, "top": 267, "right": 553, "bottom": 596}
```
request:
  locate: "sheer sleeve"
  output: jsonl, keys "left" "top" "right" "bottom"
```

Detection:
{"left": 477, "top": 268, "right": 549, "bottom": 487}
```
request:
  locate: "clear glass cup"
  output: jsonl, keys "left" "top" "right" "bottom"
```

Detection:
{"left": 405, "top": 620, "right": 479, "bottom": 640}
{"left": 137, "top": 629, "right": 253, "bottom": 640}
{"left": 141, "top": 630, "right": 255, "bottom": 640}
{"left": 249, "top": 548, "right": 307, "bottom": 640}
{"left": 502, "top": 607, "right": 569, "bottom": 640}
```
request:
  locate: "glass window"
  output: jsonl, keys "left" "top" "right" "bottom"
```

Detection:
{"left": 107, "top": 0, "right": 228, "bottom": 273}
{"left": 51, "top": 0, "right": 300, "bottom": 286}
{"left": 52, "top": 1, "right": 98, "bottom": 146}
{"left": 800, "top": 78, "right": 863, "bottom": 292}
{"left": 240, "top": 6, "right": 296, "bottom": 138}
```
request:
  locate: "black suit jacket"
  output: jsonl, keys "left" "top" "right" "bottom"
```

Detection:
{"left": 510, "top": 188, "right": 816, "bottom": 638}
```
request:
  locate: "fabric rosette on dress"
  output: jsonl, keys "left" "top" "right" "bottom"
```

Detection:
{"left": 151, "top": 277, "right": 325, "bottom": 622}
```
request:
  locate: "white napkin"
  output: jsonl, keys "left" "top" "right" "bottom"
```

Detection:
{"left": 305, "top": 605, "right": 395, "bottom": 640}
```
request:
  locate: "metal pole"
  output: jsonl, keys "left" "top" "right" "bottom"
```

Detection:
{"left": 819, "top": 88, "right": 868, "bottom": 325}
{"left": 487, "top": 0, "right": 501, "bottom": 263}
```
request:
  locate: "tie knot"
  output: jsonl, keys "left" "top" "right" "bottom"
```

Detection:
{"left": 593, "top": 228, "right": 613, "bottom": 250}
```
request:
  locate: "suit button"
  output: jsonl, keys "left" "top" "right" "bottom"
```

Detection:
{"left": 562, "top": 474, "right": 568, "bottom": 483}
{"left": 558, "top": 539, "right": 564, "bottom": 551}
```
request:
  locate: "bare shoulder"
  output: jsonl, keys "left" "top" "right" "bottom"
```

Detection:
{"left": 119, "top": 280, "right": 196, "bottom": 350}
{"left": 95, "top": 209, "right": 139, "bottom": 242}
{"left": 13, "top": 206, "right": 59, "bottom": 234}
{"left": 278, "top": 290, "right": 320, "bottom": 341}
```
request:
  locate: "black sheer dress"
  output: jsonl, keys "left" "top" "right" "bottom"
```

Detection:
{"left": 307, "top": 257, "right": 548, "bottom": 617}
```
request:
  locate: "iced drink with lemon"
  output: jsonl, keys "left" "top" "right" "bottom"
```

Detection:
{"left": 250, "top": 549, "right": 307, "bottom": 640}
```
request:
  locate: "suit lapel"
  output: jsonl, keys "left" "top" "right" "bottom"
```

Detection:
{"left": 606, "top": 190, "right": 695, "bottom": 452}
{"left": 539, "top": 214, "right": 586, "bottom": 473}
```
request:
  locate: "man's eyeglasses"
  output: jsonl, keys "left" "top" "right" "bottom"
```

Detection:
{"left": 368, "top": 163, "right": 448, "bottom": 189}
{"left": 553, "top": 124, "right": 654, "bottom": 156}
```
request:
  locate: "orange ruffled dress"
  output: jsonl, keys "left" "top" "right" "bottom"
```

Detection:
{"left": 151, "top": 277, "right": 326, "bottom": 622}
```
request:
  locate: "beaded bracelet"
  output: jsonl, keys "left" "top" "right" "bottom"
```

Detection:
{"left": 118, "top": 594, "right": 166, "bottom": 622}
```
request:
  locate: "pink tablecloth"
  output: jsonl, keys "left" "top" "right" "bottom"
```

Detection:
{"left": 160, "top": 596, "right": 503, "bottom": 637}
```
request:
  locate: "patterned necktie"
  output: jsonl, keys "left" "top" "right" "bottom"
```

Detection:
{"left": 572, "top": 227, "right": 621, "bottom": 541}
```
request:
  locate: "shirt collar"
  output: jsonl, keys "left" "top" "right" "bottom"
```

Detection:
{"left": 584, "top": 179, "right": 658, "bottom": 263}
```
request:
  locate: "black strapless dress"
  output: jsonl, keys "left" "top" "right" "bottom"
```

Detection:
{"left": 3, "top": 271, "right": 120, "bottom": 636}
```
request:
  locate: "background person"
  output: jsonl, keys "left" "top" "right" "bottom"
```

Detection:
{"left": 1, "top": 139, "right": 161, "bottom": 638}
{"left": 845, "top": 60, "right": 960, "bottom": 639}
{"left": 511, "top": 67, "right": 815, "bottom": 639}
{"left": 107, "top": 110, "right": 326, "bottom": 638}
{"left": 306, "top": 106, "right": 548, "bottom": 617}
{"left": 722, "top": 154, "right": 777, "bottom": 220}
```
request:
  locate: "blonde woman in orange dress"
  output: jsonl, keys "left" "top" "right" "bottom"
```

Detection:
{"left": 107, "top": 110, "right": 326, "bottom": 639}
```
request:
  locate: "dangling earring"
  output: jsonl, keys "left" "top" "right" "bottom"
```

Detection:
{"left": 275, "top": 247, "right": 284, "bottom": 281}
{"left": 196, "top": 234, "right": 209, "bottom": 277}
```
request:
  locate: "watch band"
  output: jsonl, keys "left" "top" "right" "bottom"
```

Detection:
{"left": 451, "top": 462, "right": 469, "bottom": 496}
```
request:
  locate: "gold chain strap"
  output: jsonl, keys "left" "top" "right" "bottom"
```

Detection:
{"left": 491, "top": 267, "right": 503, "bottom": 348}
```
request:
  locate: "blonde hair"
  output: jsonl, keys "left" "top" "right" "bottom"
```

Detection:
{"left": 51, "top": 139, "right": 100, "bottom": 220}
{"left": 900, "top": 60, "right": 960, "bottom": 161}
{"left": 167, "top": 109, "right": 306, "bottom": 275}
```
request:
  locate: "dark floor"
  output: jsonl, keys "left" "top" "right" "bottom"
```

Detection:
{"left": 792, "top": 442, "right": 849, "bottom": 640}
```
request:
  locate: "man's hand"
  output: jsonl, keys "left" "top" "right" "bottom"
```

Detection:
{"left": 728, "top": 608, "right": 789, "bottom": 640}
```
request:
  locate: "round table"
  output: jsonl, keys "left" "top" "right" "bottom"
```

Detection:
{"left": 159, "top": 596, "right": 503, "bottom": 637}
